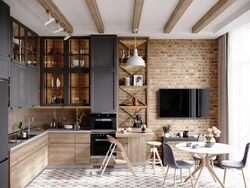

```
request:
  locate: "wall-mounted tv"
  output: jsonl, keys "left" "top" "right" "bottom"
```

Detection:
{"left": 159, "top": 89, "right": 210, "bottom": 118}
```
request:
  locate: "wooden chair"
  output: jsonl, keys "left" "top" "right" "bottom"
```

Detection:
{"left": 99, "top": 135, "right": 135, "bottom": 176}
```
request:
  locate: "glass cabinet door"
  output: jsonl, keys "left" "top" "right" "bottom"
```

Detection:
{"left": 43, "top": 73, "right": 64, "bottom": 105}
{"left": 68, "top": 39, "right": 89, "bottom": 69}
{"left": 12, "top": 22, "right": 26, "bottom": 63}
{"left": 44, "top": 39, "right": 64, "bottom": 68}
{"left": 27, "top": 31, "right": 37, "bottom": 67}
{"left": 68, "top": 72, "right": 89, "bottom": 105}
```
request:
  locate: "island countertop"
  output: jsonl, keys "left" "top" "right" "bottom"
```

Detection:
{"left": 116, "top": 128, "right": 154, "bottom": 137}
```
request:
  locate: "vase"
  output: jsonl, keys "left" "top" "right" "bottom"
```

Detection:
{"left": 205, "top": 141, "right": 215, "bottom": 148}
{"left": 164, "top": 133, "right": 169, "bottom": 137}
{"left": 74, "top": 122, "right": 80, "bottom": 130}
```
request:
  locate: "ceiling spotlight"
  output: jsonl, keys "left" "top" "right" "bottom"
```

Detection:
{"left": 54, "top": 23, "right": 64, "bottom": 33}
{"left": 64, "top": 32, "right": 71, "bottom": 41}
{"left": 44, "top": 13, "right": 55, "bottom": 26}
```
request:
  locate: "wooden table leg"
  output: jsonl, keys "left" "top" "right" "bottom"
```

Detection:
{"left": 207, "top": 164, "right": 225, "bottom": 188}
{"left": 184, "top": 163, "right": 202, "bottom": 182}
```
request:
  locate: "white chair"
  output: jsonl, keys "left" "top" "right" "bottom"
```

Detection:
{"left": 193, "top": 135, "right": 216, "bottom": 168}
{"left": 99, "top": 135, "right": 135, "bottom": 176}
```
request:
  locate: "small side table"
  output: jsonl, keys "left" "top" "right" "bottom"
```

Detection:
{"left": 162, "top": 136, "right": 198, "bottom": 166}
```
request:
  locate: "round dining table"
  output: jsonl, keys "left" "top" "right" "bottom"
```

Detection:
{"left": 176, "top": 142, "right": 233, "bottom": 188}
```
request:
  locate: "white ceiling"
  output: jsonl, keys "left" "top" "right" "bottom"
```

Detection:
{"left": 3, "top": 0, "right": 250, "bottom": 39}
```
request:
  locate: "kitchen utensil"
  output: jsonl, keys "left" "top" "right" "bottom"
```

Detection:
{"left": 64, "top": 125, "right": 73, "bottom": 129}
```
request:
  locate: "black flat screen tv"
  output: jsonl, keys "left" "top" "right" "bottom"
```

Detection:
{"left": 159, "top": 89, "right": 210, "bottom": 118}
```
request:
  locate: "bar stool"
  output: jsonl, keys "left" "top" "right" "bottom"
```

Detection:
{"left": 143, "top": 141, "right": 165, "bottom": 174}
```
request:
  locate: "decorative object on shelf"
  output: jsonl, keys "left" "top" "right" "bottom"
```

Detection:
{"left": 56, "top": 78, "right": 60, "bottom": 88}
{"left": 133, "top": 113, "right": 142, "bottom": 128}
{"left": 51, "top": 77, "right": 54, "bottom": 88}
{"left": 132, "top": 97, "right": 140, "bottom": 106}
{"left": 179, "top": 132, "right": 183, "bottom": 137}
{"left": 121, "top": 129, "right": 127, "bottom": 134}
{"left": 183, "top": 130, "right": 189, "bottom": 137}
{"left": 72, "top": 60, "right": 84, "bottom": 68}
{"left": 162, "top": 124, "right": 172, "bottom": 137}
{"left": 126, "top": 29, "right": 145, "bottom": 67}
{"left": 141, "top": 124, "right": 147, "bottom": 133}
{"left": 120, "top": 48, "right": 125, "bottom": 63}
{"left": 124, "top": 77, "right": 130, "bottom": 86}
{"left": 133, "top": 75, "right": 143, "bottom": 86}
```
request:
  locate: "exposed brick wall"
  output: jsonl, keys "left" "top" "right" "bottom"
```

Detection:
{"left": 148, "top": 39, "right": 218, "bottom": 159}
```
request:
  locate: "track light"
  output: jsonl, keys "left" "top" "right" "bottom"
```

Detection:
{"left": 54, "top": 23, "right": 64, "bottom": 33}
{"left": 64, "top": 32, "right": 71, "bottom": 41}
{"left": 44, "top": 13, "right": 55, "bottom": 26}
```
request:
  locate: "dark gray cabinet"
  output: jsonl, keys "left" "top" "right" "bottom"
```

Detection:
{"left": 26, "top": 67, "right": 38, "bottom": 107}
{"left": 91, "top": 69, "right": 117, "bottom": 113}
{"left": 10, "top": 63, "right": 26, "bottom": 109}
{"left": 0, "top": 0, "right": 10, "bottom": 79}
{"left": 90, "top": 35, "right": 117, "bottom": 113}
{"left": 90, "top": 35, "right": 117, "bottom": 68}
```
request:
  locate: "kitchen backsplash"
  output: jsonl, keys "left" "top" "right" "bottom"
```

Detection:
{"left": 8, "top": 108, "right": 90, "bottom": 134}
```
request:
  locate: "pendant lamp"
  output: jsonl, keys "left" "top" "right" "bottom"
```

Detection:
{"left": 126, "top": 30, "right": 145, "bottom": 67}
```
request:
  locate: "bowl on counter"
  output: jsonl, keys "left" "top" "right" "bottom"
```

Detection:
{"left": 64, "top": 125, "right": 73, "bottom": 129}
{"left": 71, "top": 60, "right": 84, "bottom": 68}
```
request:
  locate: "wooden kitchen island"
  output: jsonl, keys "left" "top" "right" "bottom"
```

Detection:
{"left": 116, "top": 128, "right": 154, "bottom": 163}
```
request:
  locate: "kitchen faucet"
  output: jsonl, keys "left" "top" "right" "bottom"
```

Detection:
{"left": 28, "top": 116, "right": 34, "bottom": 135}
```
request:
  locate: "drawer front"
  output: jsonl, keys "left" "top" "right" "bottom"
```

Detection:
{"left": 75, "top": 133, "right": 90, "bottom": 144}
{"left": 10, "top": 145, "right": 47, "bottom": 188}
{"left": 48, "top": 144, "right": 75, "bottom": 165}
{"left": 49, "top": 133, "right": 75, "bottom": 144}
{"left": 75, "top": 144, "right": 90, "bottom": 165}
{"left": 10, "top": 134, "right": 48, "bottom": 167}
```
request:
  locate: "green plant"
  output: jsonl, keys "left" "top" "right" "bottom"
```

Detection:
{"left": 16, "top": 122, "right": 23, "bottom": 130}
{"left": 162, "top": 124, "right": 172, "bottom": 133}
{"left": 205, "top": 135, "right": 212, "bottom": 142}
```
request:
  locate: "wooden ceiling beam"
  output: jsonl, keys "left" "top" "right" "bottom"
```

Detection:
{"left": 192, "top": 0, "right": 236, "bottom": 33}
{"left": 132, "top": 0, "right": 144, "bottom": 33}
{"left": 85, "top": 0, "right": 104, "bottom": 33}
{"left": 37, "top": 0, "right": 73, "bottom": 34}
{"left": 164, "top": 0, "right": 193, "bottom": 33}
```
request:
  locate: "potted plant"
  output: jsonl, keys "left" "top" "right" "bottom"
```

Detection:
{"left": 162, "top": 124, "right": 172, "bottom": 137}
{"left": 16, "top": 122, "right": 23, "bottom": 138}
{"left": 204, "top": 126, "right": 221, "bottom": 147}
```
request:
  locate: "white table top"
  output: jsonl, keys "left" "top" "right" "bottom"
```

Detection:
{"left": 176, "top": 142, "right": 234, "bottom": 155}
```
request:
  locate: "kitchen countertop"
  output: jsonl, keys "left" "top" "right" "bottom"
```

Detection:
{"left": 8, "top": 129, "right": 91, "bottom": 152}
{"left": 116, "top": 128, "right": 154, "bottom": 137}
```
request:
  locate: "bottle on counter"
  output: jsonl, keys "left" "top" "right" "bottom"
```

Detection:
{"left": 50, "top": 122, "right": 53, "bottom": 128}
{"left": 53, "top": 120, "right": 56, "bottom": 128}
{"left": 57, "top": 119, "right": 62, "bottom": 129}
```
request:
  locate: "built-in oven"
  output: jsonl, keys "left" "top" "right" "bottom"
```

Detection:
{"left": 90, "top": 113, "right": 116, "bottom": 130}
{"left": 90, "top": 113, "right": 116, "bottom": 157}
{"left": 91, "top": 131, "right": 116, "bottom": 156}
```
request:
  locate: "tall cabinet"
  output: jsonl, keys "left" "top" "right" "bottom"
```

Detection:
{"left": 117, "top": 37, "right": 149, "bottom": 128}
{"left": 90, "top": 35, "right": 117, "bottom": 113}
{"left": 0, "top": 0, "right": 10, "bottom": 80}
{"left": 9, "top": 18, "right": 38, "bottom": 110}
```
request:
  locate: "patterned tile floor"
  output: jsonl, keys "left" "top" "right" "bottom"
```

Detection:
{"left": 27, "top": 166, "right": 249, "bottom": 188}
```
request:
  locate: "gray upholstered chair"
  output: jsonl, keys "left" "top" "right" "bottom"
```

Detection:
{"left": 163, "top": 143, "right": 194, "bottom": 188}
{"left": 221, "top": 142, "right": 250, "bottom": 188}
{"left": 193, "top": 135, "right": 216, "bottom": 168}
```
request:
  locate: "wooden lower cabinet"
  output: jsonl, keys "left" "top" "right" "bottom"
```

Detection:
{"left": 48, "top": 144, "right": 75, "bottom": 165}
{"left": 48, "top": 133, "right": 91, "bottom": 165}
{"left": 75, "top": 144, "right": 90, "bottom": 165}
{"left": 10, "top": 144, "right": 48, "bottom": 188}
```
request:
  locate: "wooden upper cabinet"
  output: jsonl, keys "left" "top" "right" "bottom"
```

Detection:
{"left": 90, "top": 35, "right": 117, "bottom": 69}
